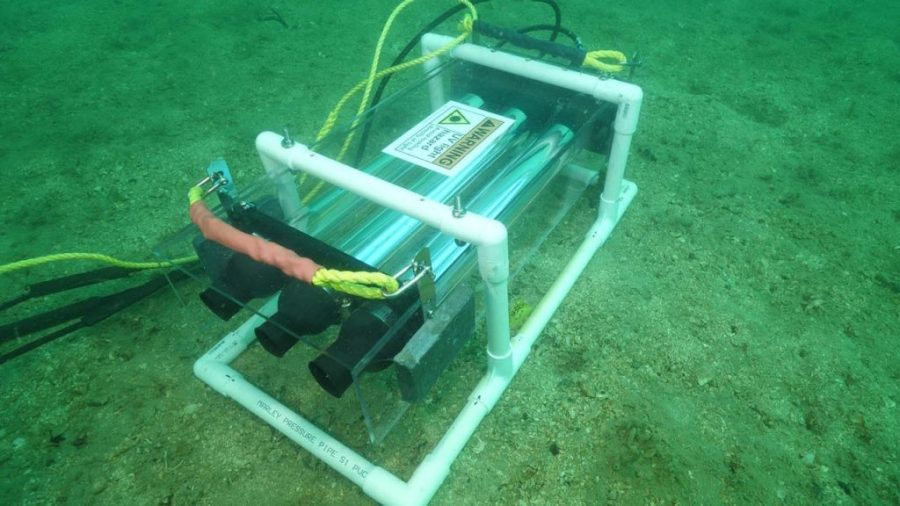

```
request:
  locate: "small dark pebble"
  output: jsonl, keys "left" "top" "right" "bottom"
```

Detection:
{"left": 837, "top": 480, "right": 854, "bottom": 496}
{"left": 49, "top": 432, "right": 65, "bottom": 447}
{"left": 874, "top": 274, "right": 900, "bottom": 294}
{"left": 549, "top": 442, "right": 560, "bottom": 456}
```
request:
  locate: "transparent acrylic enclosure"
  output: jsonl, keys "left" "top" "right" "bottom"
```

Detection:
{"left": 155, "top": 56, "right": 614, "bottom": 444}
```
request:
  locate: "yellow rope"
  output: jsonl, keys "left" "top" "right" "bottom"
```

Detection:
{"left": 582, "top": 49, "right": 627, "bottom": 73}
{"left": 336, "top": 0, "right": 418, "bottom": 162}
{"left": 299, "top": 1, "right": 478, "bottom": 204}
{"left": 190, "top": 183, "right": 396, "bottom": 299}
{"left": 0, "top": 252, "right": 197, "bottom": 276}
{"left": 312, "top": 268, "right": 399, "bottom": 299}
{"left": 313, "top": 27, "right": 474, "bottom": 150}
{"left": 188, "top": 185, "right": 204, "bottom": 205}
{"left": 315, "top": 0, "right": 477, "bottom": 145}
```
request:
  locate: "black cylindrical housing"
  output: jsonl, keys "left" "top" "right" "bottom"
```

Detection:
{"left": 196, "top": 241, "right": 285, "bottom": 320}
{"left": 309, "top": 295, "right": 421, "bottom": 398}
{"left": 255, "top": 280, "right": 341, "bottom": 357}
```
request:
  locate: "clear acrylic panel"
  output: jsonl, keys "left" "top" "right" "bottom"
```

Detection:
{"left": 153, "top": 55, "right": 613, "bottom": 443}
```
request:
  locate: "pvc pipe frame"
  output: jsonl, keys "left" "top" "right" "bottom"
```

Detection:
{"left": 194, "top": 36, "right": 642, "bottom": 506}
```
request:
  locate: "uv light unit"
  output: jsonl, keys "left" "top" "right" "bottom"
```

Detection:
{"left": 157, "top": 32, "right": 642, "bottom": 505}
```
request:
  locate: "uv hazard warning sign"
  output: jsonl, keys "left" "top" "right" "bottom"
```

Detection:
{"left": 382, "top": 101, "right": 513, "bottom": 176}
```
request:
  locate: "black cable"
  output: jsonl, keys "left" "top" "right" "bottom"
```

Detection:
{"left": 0, "top": 276, "right": 168, "bottom": 365}
{"left": 349, "top": 0, "right": 488, "bottom": 165}
{"left": 472, "top": 20, "right": 585, "bottom": 66}
{"left": 529, "top": 0, "right": 563, "bottom": 41}
{"left": 0, "top": 321, "right": 86, "bottom": 366}
{"left": 0, "top": 265, "right": 139, "bottom": 312}
{"left": 351, "top": 0, "right": 565, "bottom": 166}
{"left": 493, "top": 24, "right": 584, "bottom": 66}
{"left": 516, "top": 24, "right": 584, "bottom": 51}
{"left": 0, "top": 297, "right": 103, "bottom": 343}
{"left": 0, "top": 266, "right": 196, "bottom": 365}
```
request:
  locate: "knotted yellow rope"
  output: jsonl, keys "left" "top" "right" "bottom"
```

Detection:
{"left": 311, "top": 268, "right": 399, "bottom": 299}
{"left": 582, "top": 49, "right": 627, "bottom": 73}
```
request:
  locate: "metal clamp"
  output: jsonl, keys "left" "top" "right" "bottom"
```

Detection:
{"left": 383, "top": 249, "right": 437, "bottom": 318}
{"left": 382, "top": 261, "right": 432, "bottom": 299}
{"left": 194, "top": 172, "right": 228, "bottom": 199}
{"left": 196, "top": 158, "right": 239, "bottom": 208}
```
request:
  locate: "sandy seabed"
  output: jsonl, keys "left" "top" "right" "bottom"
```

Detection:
{"left": 1, "top": 1, "right": 897, "bottom": 504}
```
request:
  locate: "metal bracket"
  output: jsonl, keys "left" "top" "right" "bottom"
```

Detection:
{"left": 383, "top": 249, "right": 436, "bottom": 318}
{"left": 197, "top": 158, "right": 239, "bottom": 208}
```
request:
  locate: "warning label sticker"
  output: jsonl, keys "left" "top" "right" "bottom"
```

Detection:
{"left": 382, "top": 101, "right": 513, "bottom": 176}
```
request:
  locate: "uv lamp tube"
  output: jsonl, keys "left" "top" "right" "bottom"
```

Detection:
{"left": 309, "top": 106, "right": 526, "bottom": 265}
{"left": 468, "top": 124, "right": 575, "bottom": 223}
{"left": 348, "top": 123, "right": 573, "bottom": 299}
{"left": 303, "top": 94, "right": 486, "bottom": 234}
{"left": 411, "top": 124, "right": 575, "bottom": 295}
{"left": 347, "top": 108, "right": 527, "bottom": 264}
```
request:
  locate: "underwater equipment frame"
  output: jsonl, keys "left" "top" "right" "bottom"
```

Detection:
{"left": 192, "top": 34, "right": 641, "bottom": 505}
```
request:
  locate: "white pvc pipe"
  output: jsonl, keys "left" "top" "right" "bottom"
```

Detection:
{"left": 255, "top": 133, "right": 514, "bottom": 372}
{"left": 514, "top": 181, "right": 637, "bottom": 366}
{"left": 600, "top": 117, "right": 639, "bottom": 226}
{"left": 256, "top": 134, "right": 507, "bottom": 249}
{"left": 421, "top": 35, "right": 642, "bottom": 127}
{"left": 420, "top": 34, "right": 643, "bottom": 227}
{"left": 401, "top": 181, "right": 636, "bottom": 505}
{"left": 560, "top": 163, "right": 600, "bottom": 186}
{"left": 193, "top": 314, "right": 390, "bottom": 492}
{"left": 192, "top": 36, "right": 642, "bottom": 506}
{"left": 421, "top": 44, "right": 446, "bottom": 110}
{"left": 193, "top": 180, "right": 633, "bottom": 506}
{"left": 259, "top": 149, "right": 305, "bottom": 222}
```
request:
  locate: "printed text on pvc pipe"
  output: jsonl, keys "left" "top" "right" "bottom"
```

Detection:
{"left": 257, "top": 399, "right": 368, "bottom": 478}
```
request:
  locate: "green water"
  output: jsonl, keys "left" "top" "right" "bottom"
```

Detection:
{"left": 1, "top": 1, "right": 897, "bottom": 504}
